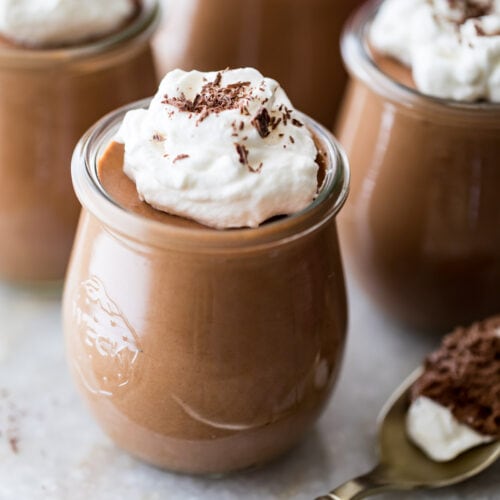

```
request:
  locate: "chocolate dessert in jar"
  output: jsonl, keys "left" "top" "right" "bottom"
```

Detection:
{"left": 0, "top": 0, "right": 159, "bottom": 282}
{"left": 153, "top": 0, "right": 364, "bottom": 126}
{"left": 63, "top": 68, "right": 350, "bottom": 474}
{"left": 336, "top": 0, "right": 500, "bottom": 331}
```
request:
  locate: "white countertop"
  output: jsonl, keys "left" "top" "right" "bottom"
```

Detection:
{"left": 0, "top": 275, "right": 498, "bottom": 500}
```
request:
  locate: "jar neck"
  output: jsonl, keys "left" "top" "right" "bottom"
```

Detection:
{"left": 342, "top": 0, "right": 500, "bottom": 118}
{"left": 0, "top": 0, "right": 160, "bottom": 68}
{"left": 72, "top": 99, "right": 350, "bottom": 253}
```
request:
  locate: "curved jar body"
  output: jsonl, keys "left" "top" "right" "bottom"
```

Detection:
{"left": 336, "top": 1, "right": 500, "bottom": 331}
{"left": 63, "top": 101, "right": 349, "bottom": 474}
{"left": 0, "top": 2, "right": 159, "bottom": 282}
{"left": 154, "top": 0, "right": 364, "bottom": 127}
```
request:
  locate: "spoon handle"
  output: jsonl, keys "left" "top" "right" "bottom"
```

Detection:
{"left": 315, "top": 466, "right": 397, "bottom": 499}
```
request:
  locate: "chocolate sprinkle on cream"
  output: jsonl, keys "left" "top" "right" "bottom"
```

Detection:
{"left": 252, "top": 108, "right": 271, "bottom": 138}
{"left": 173, "top": 154, "right": 190, "bottom": 163}
{"left": 152, "top": 133, "right": 165, "bottom": 142}
{"left": 235, "top": 143, "right": 262, "bottom": 173}
{"left": 162, "top": 76, "right": 252, "bottom": 124}
{"left": 235, "top": 143, "right": 249, "bottom": 165}
{"left": 213, "top": 71, "right": 222, "bottom": 86}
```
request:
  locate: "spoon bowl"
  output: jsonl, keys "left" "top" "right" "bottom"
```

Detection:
{"left": 316, "top": 368, "right": 500, "bottom": 499}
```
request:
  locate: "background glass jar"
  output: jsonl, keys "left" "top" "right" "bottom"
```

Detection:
{"left": 63, "top": 99, "right": 350, "bottom": 474}
{"left": 0, "top": 1, "right": 159, "bottom": 283}
{"left": 154, "top": 0, "right": 365, "bottom": 127}
{"left": 336, "top": 0, "right": 500, "bottom": 331}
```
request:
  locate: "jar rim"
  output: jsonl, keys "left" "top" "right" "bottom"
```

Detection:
{"left": 0, "top": 0, "right": 159, "bottom": 65}
{"left": 342, "top": 0, "right": 500, "bottom": 115}
{"left": 71, "top": 98, "right": 350, "bottom": 252}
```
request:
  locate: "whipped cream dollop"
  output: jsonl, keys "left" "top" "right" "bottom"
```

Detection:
{"left": 116, "top": 68, "right": 320, "bottom": 229}
{"left": 371, "top": 0, "right": 500, "bottom": 101}
{"left": 407, "top": 396, "right": 494, "bottom": 461}
{"left": 0, "top": 0, "right": 137, "bottom": 47}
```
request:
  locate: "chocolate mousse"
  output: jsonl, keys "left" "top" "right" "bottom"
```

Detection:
{"left": 0, "top": 0, "right": 158, "bottom": 282}
{"left": 63, "top": 68, "right": 350, "bottom": 474}
{"left": 336, "top": 0, "right": 500, "bottom": 330}
{"left": 407, "top": 316, "right": 500, "bottom": 461}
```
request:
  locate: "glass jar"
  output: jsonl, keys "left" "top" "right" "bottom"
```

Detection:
{"left": 63, "top": 99, "right": 350, "bottom": 474}
{"left": 0, "top": 1, "right": 159, "bottom": 283}
{"left": 336, "top": 0, "right": 500, "bottom": 331}
{"left": 153, "top": 0, "right": 365, "bottom": 127}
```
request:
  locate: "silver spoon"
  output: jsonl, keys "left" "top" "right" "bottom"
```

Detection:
{"left": 316, "top": 368, "right": 500, "bottom": 499}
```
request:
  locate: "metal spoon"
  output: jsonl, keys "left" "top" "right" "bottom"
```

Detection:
{"left": 316, "top": 368, "right": 500, "bottom": 499}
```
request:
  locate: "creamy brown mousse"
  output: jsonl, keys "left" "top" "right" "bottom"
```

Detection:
{"left": 154, "top": 0, "right": 364, "bottom": 126}
{"left": 0, "top": 2, "right": 157, "bottom": 282}
{"left": 336, "top": 5, "right": 500, "bottom": 330}
{"left": 411, "top": 316, "right": 500, "bottom": 437}
{"left": 369, "top": 46, "right": 416, "bottom": 90}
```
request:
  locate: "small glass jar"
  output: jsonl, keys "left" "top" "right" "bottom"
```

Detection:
{"left": 336, "top": 0, "right": 500, "bottom": 331}
{"left": 0, "top": 1, "right": 159, "bottom": 283}
{"left": 63, "top": 99, "right": 350, "bottom": 474}
{"left": 153, "top": 0, "right": 365, "bottom": 127}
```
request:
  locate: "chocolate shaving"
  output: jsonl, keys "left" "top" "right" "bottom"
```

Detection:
{"left": 213, "top": 71, "right": 222, "bottom": 86}
{"left": 281, "top": 106, "right": 292, "bottom": 126}
{"left": 292, "top": 118, "right": 303, "bottom": 127}
{"left": 173, "top": 154, "right": 190, "bottom": 163}
{"left": 249, "top": 162, "right": 263, "bottom": 174}
{"left": 152, "top": 133, "right": 165, "bottom": 142}
{"left": 235, "top": 143, "right": 249, "bottom": 165}
{"left": 9, "top": 437, "right": 18, "bottom": 454}
{"left": 235, "top": 143, "right": 262, "bottom": 173}
{"left": 252, "top": 108, "right": 271, "bottom": 138}
{"left": 270, "top": 116, "right": 282, "bottom": 130}
{"left": 162, "top": 73, "right": 252, "bottom": 124}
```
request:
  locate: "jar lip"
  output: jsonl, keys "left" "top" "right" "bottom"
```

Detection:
{"left": 343, "top": 0, "right": 500, "bottom": 114}
{"left": 0, "top": 0, "right": 159, "bottom": 63}
{"left": 72, "top": 98, "right": 350, "bottom": 251}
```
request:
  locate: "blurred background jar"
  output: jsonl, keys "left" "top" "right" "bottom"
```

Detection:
{"left": 0, "top": 0, "right": 159, "bottom": 283}
{"left": 336, "top": 1, "right": 500, "bottom": 331}
{"left": 153, "top": 0, "right": 364, "bottom": 127}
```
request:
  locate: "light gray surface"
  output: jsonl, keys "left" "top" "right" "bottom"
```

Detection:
{"left": 0, "top": 277, "right": 498, "bottom": 500}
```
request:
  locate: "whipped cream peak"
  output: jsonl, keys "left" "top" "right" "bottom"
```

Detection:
{"left": 116, "top": 68, "right": 320, "bottom": 229}
{"left": 0, "top": 0, "right": 137, "bottom": 47}
{"left": 371, "top": 0, "right": 500, "bottom": 101}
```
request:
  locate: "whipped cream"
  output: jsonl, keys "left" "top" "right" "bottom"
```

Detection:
{"left": 116, "top": 68, "right": 320, "bottom": 229}
{"left": 371, "top": 0, "right": 500, "bottom": 101}
{"left": 407, "top": 396, "right": 494, "bottom": 461}
{"left": 0, "top": 0, "right": 137, "bottom": 47}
